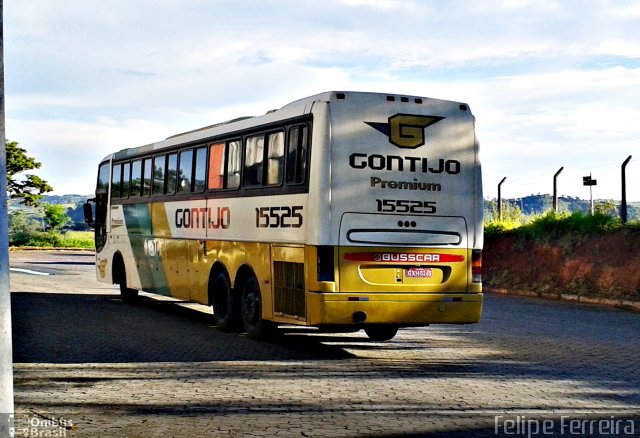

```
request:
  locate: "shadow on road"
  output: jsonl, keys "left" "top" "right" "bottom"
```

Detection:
{"left": 11, "top": 292, "right": 356, "bottom": 363}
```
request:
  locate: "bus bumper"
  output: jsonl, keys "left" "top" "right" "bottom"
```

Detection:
{"left": 306, "top": 292, "right": 483, "bottom": 326}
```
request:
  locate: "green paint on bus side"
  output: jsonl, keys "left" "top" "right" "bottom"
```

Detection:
{"left": 123, "top": 204, "right": 172, "bottom": 296}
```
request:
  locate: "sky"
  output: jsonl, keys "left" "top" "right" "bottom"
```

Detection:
{"left": 5, "top": 0, "right": 640, "bottom": 201}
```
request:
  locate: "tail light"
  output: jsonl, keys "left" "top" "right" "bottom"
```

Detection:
{"left": 472, "top": 250, "right": 482, "bottom": 283}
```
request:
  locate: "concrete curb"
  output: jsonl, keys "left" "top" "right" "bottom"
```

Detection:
{"left": 485, "top": 287, "right": 640, "bottom": 313}
{"left": 9, "top": 246, "right": 94, "bottom": 252}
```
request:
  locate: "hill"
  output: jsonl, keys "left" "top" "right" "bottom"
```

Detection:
{"left": 484, "top": 194, "right": 640, "bottom": 221}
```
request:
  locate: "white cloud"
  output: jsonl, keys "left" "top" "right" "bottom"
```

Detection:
{"left": 338, "top": 0, "right": 423, "bottom": 12}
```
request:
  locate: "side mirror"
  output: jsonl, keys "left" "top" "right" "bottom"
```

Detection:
{"left": 83, "top": 201, "right": 94, "bottom": 225}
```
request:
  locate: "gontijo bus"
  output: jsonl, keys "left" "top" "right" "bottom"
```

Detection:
{"left": 84, "top": 91, "right": 483, "bottom": 341}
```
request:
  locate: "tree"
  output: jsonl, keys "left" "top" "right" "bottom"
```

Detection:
{"left": 43, "top": 204, "right": 71, "bottom": 231}
{"left": 6, "top": 140, "right": 53, "bottom": 206}
{"left": 595, "top": 200, "right": 617, "bottom": 217}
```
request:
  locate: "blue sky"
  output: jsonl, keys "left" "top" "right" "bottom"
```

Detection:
{"left": 5, "top": 0, "right": 640, "bottom": 201}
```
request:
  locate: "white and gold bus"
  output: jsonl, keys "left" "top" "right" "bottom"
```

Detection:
{"left": 85, "top": 91, "right": 483, "bottom": 341}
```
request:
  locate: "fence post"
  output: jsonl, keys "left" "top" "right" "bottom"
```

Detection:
{"left": 498, "top": 177, "right": 506, "bottom": 221}
{"left": 621, "top": 155, "right": 632, "bottom": 224}
{"left": 553, "top": 166, "right": 564, "bottom": 213}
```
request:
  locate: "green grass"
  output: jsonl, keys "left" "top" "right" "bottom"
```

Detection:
{"left": 10, "top": 230, "right": 94, "bottom": 249}
{"left": 485, "top": 211, "right": 638, "bottom": 241}
{"left": 59, "top": 231, "right": 95, "bottom": 248}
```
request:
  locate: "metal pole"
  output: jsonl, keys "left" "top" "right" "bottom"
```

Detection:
{"left": 553, "top": 166, "right": 564, "bottom": 213}
{"left": 621, "top": 155, "right": 632, "bottom": 224}
{"left": 498, "top": 177, "right": 506, "bottom": 221}
{"left": 590, "top": 173, "right": 594, "bottom": 215}
{"left": 0, "top": 0, "right": 15, "bottom": 420}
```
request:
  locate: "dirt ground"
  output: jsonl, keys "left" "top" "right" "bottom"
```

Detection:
{"left": 484, "top": 228, "right": 640, "bottom": 302}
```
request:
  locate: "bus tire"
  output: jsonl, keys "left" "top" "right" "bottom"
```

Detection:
{"left": 364, "top": 325, "right": 398, "bottom": 341}
{"left": 121, "top": 284, "right": 139, "bottom": 304}
{"left": 241, "top": 276, "right": 277, "bottom": 340}
{"left": 211, "top": 272, "right": 241, "bottom": 332}
{"left": 114, "top": 256, "right": 138, "bottom": 303}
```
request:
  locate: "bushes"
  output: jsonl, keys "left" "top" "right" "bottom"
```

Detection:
{"left": 485, "top": 210, "right": 630, "bottom": 241}
{"left": 9, "top": 230, "right": 94, "bottom": 249}
{"left": 9, "top": 205, "right": 94, "bottom": 249}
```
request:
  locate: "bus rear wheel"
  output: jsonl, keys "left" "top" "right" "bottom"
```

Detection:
{"left": 211, "top": 272, "right": 241, "bottom": 331}
{"left": 364, "top": 325, "right": 398, "bottom": 341}
{"left": 241, "top": 276, "right": 276, "bottom": 340}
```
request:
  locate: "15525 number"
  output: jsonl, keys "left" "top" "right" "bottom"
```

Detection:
{"left": 256, "top": 206, "right": 304, "bottom": 228}
{"left": 376, "top": 199, "right": 437, "bottom": 214}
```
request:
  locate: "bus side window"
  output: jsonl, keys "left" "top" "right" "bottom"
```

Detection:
{"left": 142, "top": 158, "right": 152, "bottom": 197}
{"left": 166, "top": 153, "right": 178, "bottom": 194}
{"left": 226, "top": 140, "right": 241, "bottom": 189}
{"left": 152, "top": 155, "right": 165, "bottom": 195}
{"left": 286, "top": 125, "right": 308, "bottom": 185}
{"left": 122, "top": 162, "right": 131, "bottom": 197}
{"left": 244, "top": 135, "right": 264, "bottom": 187}
{"left": 178, "top": 149, "right": 193, "bottom": 193}
{"left": 131, "top": 160, "right": 143, "bottom": 197}
{"left": 266, "top": 131, "right": 284, "bottom": 186}
{"left": 193, "top": 147, "right": 207, "bottom": 193}
{"left": 208, "top": 143, "right": 225, "bottom": 190}
{"left": 111, "top": 163, "right": 122, "bottom": 198}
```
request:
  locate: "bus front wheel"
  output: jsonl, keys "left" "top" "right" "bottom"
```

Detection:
{"left": 211, "top": 272, "right": 241, "bottom": 331}
{"left": 364, "top": 325, "right": 398, "bottom": 341}
{"left": 114, "top": 257, "right": 138, "bottom": 303}
{"left": 119, "top": 273, "right": 138, "bottom": 304}
{"left": 241, "top": 276, "right": 276, "bottom": 340}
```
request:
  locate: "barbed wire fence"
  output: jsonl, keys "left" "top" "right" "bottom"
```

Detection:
{"left": 488, "top": 156, "right": 640, "bottom": 222}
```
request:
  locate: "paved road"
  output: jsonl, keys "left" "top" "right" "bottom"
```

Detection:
{"left": 7, "top": 250, "right": 640, "bottom": 437}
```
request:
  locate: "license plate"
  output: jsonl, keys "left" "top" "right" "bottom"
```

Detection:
{"left": 405, "top": 267, "right": 433, "bottom": 278}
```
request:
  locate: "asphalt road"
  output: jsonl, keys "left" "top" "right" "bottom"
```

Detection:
{"left": 7, "top": 250, "right": 640, "bottom": 437}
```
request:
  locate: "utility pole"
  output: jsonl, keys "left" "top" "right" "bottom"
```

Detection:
{"left": 0, "top": 0, "right": 15, "bottom": 427}
{"left": 553, "top": 167, "right": 563, "bottom": 213}
{"left": 621, "top": 155, "right": 632, "bottom": 224}
{"left": 497, "top": 177, "right": 506, "bottom": 221}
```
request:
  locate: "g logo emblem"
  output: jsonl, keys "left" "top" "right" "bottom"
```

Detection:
{"left": 366, "top": 114, "right": 444, "bottom": 149}
{"left": 389, "top": 114, "right": 443, "bottom": 148}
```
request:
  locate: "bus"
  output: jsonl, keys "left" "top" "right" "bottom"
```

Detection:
{"left": 84, "top": 91, "right": 483, "bottom": 341}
